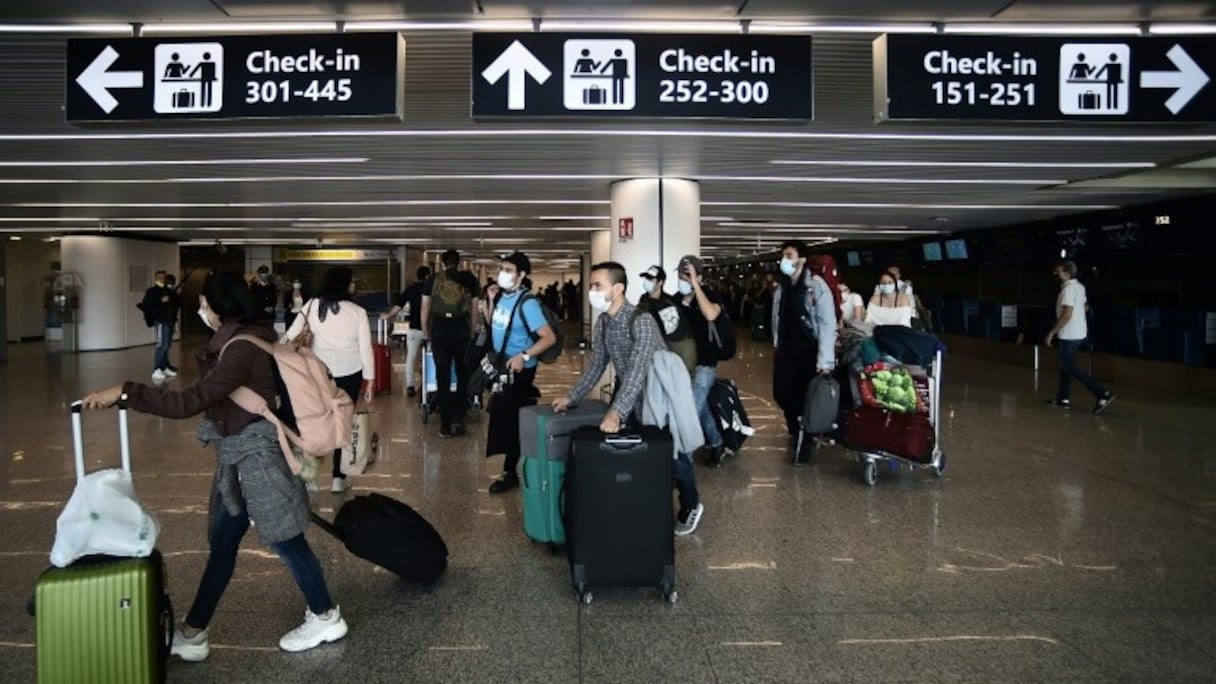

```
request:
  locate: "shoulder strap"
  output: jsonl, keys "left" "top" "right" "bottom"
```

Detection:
{"left": 215, "top": 334, "right": 304, "bottom": 476}
{"left": 219, "top": 333, "right": 274, "bottom": 359}
{"left": 497, "top": 293, "right": 527, "bottom": 355}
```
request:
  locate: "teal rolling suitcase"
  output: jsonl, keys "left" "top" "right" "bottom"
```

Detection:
{"left": 35, "top": 399, "right": 171, "bottom": 683}
{"left": 519, "top": 400, "right": 607, "bottom": 552}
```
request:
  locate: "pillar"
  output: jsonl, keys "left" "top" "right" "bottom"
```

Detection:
{"left": 0, "top": 242, "right": 6, "bottom": 361}
{"left": 608, "top": 178, "right": 700, "bottom": 303}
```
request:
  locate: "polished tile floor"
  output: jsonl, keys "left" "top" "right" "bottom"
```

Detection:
{"left": 2, "top": 331, "right": 1215, "bottom": 683}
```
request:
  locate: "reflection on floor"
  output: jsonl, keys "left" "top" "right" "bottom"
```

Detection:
{"left": 1, "top": 331, "right": 1215, "bottom": 683}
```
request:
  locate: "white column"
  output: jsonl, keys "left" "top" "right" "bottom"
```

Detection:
{"left": 61, "top": 236, "right": 180, "bottom": 351}
{"left": 609, "top": 178, "right": 700, "bottom": 303}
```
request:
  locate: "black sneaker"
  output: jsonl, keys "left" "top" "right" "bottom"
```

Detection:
{"left": 488, "top": 473, "right": 519, "bottom": 494}
{"left": 1045, "top": 398, "right": 1071, "bottom": 408}
{"left": 704, "top": 445, "right": 728, "bottom": 468}
{"left": 1093, "top": 393, "right": 1116, "bottom": 415}
{"left": 439, "top": 424, "right": 453, "bottom": 438}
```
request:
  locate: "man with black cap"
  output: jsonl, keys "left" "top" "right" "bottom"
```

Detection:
{"left": 1045, "top": 259, "right": 1115, "bottom": 413}
{"left": 638, "top": 265, "right": 697, "bottom": 373}
{"left": 485, "top": 252, "right": 557, "bottom": 493}
{"left": 675, "top": 255, "right": 730, "bottom": 466}
{"left": 422, "top": 248, "right": 480, "bottom": 437}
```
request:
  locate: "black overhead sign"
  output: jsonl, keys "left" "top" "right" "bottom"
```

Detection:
{"left": 66, "top": 33, "right": 404, "bottom": 123}
{"left": 471, "top": 33, "right": 812, "bottom": 119}
{"left": 875, "top": 34, "right": 1215, "bottom": 122}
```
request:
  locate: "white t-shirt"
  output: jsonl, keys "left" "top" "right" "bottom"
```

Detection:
{"left": 840, "top": 292, "right": 865, "bottom": 321}
{"left": 1056, "top": 279, "right": 1088, "bottom": 340}
{"left": 284, "top": 299, "right": 375, "bottom": 380}
{"left": 866, "top": 304, "right": 914, "bottom": 327}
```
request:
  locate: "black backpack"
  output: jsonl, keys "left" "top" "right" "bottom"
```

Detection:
{"left": 519, "top": 294, "right": 564, "bottom": 363}
{"left": 709, "top": 378, "right": 752, "bottom": 451}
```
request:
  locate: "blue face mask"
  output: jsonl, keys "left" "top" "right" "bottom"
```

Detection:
{"left": 779, "top": 258, "right": 797, "bottom": 277}
{"left": 677, "top": 280, "right": 693, "bottom": 296}
{"left": 879, "top": 283, "right": 896, "bottom": 295}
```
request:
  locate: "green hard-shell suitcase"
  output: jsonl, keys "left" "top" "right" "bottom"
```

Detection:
{"left": 519, "top": 400, "right": 607, "bottom": 552}
{"left": 35, "top": 399, "right": 171, "bottom": 684}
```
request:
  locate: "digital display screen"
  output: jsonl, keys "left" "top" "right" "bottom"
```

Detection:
{"left": 922, "top": 242, "right": 943, "bottom": 262}
{"left": 846, "top": 251, "right": 861, "bottom": 267}
{"left": 945, "top": 239, "right": 968, "bottom": 260}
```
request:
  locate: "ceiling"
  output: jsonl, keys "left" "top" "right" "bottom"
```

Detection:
{"left": 2, "top": 1, "right": 1216, "bottom": 266}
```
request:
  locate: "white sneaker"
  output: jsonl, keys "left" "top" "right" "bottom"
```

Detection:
{"left": 330, "top": 476, "right": 350, "bottom": 494}
{"left": 675, "top": 503, "right": 705, "bottom": 536}
{"left": 151, "top": 369, "right": 167, "bottom": 382}
{"left": 170, "top": 624, "right": 210, "bottom": 662}
{"left": 162, "top": 367, "right": 179, "bottom": 377}
{"left": 279, "top": 606, "right": 348, "bottom": 653}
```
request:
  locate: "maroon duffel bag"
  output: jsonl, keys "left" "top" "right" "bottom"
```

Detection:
{"left": 843, "top": 406, "right": 935, "bottom": 463}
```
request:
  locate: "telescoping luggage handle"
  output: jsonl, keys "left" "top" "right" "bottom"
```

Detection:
{"left": 377, "top": 317, "right": 389, "bottom": 346}
{"left": 69, "top": 394, "right": 131, "bottom": 483}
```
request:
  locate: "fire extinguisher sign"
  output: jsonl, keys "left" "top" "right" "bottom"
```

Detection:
{"left": 618, "top": 217, "right": 634, "bottom": 242}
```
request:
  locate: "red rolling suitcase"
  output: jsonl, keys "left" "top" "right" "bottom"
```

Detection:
{"left": 373, "top": 319, "right": 391, "bottom": 395}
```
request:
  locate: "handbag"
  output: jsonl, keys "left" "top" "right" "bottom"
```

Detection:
{"left": 293, "top": 300, "right": 316, "bottom": 349}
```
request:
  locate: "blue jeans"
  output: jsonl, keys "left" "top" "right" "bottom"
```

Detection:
{"left": 153, "top": 323, "right": 172, "bottom": 371}
{"left": 691, "top": 365, "right": 722, "bottom": 449}
{"left": 673, "top": 451, "right": 699, "bottom": 514}
{"left": 1056, "top": 338, "right": 1106, "bottom": 401}
{"left": 185, "top": 507, "right": 333, "bottom": 629}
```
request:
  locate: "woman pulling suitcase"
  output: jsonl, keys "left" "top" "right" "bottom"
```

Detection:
{"left": 82, "top": 270, "right": 349, "bottom": 660}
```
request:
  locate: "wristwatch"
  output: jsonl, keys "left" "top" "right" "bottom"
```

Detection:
{"left": 521, "top": 352, "right": 532, "bottom": 362}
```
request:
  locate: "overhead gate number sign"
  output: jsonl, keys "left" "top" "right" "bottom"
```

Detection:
{"left": 472, "top": 33, "right": 812, "bottom": 119}
{"left": 875, "top": 34, "right": 1215, "bottom": 122}
{"left": 66, "top": 33, "right": 404, "bottom": 122}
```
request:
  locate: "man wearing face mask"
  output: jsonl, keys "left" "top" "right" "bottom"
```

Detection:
{"left": 553, "top": 262, "right": 705, "bottom": 536}
{"left": 249, "top": 265, "right": 278, "bottom": 322}
{"left": 139, "top": 270, "right": 180, "bottom": 382}
{"left": 675, "top": 255, "right": 729, "bottom": 467}
{"left": 771, "top": 241, "right": 838, "bottom": 447}
{"left": 638, "top": 265, "right": 697, "bottom": 373}
{"left": 485, "top": 252, "right": 557, "bottom": 494}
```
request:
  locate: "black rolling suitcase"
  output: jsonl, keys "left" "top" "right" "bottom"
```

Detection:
{"left": 566, "top": 426, "right": 677, "bottom": 604}
{"left": 311, "top": 493, "right": 448, "bottom": 588}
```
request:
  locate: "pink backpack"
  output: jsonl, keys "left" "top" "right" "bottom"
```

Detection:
{"left": 220, "top": 335, "right": 354, "bottom": 474}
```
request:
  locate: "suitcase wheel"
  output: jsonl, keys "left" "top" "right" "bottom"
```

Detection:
{"left": 580, "top": 590, "right": 593, "bottom": 605}
{"left": 933, "top": 451, "right": 947, "bottom": 477}
{"left": 863, "top": 461, "right": 878, "bottom": 487}
{"left": 664, "top": 589, "right": 678, "bottom": 604}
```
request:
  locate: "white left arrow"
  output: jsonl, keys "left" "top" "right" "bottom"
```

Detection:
{"left": 480, "top": 40, "right": 551, "bottom": 111}
{"left": 76, "top": 45, "right": 144, "bottom": 114}
{"left": 1140, "top": 44, "right": 1210, "bottom": 115}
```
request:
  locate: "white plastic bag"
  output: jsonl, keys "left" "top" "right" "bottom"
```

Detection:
{"left": 50, "top": 468, "right": 159, "bottom": 568}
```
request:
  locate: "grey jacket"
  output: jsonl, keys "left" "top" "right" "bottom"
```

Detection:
{"left": 772, "top": 269, "right": 837, "bottom": 371}
{"left": 641, "top": 350, "right": 705, "bottom": 457}
{"left": 197, "top": 418, "right": 310, "bottom": 546}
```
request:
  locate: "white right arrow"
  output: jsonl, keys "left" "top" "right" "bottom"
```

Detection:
{"left": 480, "top": 40, "right": 551, "bottom": 111}
{"left": 76, "top": 45, "right": 144, "bottom": 114}
{"left": 1140, "top": 44, "right": 1210, "bottom": 115}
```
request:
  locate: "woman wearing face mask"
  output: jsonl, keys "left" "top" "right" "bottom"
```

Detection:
{"left": 283, "top": 266, "right": 374, "bottom": 494}
{"left": 485, "top": 252, "right": 557, "bottom": 494}
{"left": 81, "top": 270, "right": 348, "bottom": 659}
{"left": 865, "top": 271, "right": 914, "bottom": 327}
{"left": 283, "top": 277, "right": 308, "bottom": 330}
{"left": 839, "top": 281, "right": 865, "bottom": 324}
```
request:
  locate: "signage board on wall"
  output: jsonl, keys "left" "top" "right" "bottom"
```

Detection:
{"left": 875, "top": 34, "right": 1215, "bottom": 122}
{"left": 275, "top": 249, "right": 394, "bottom": 262}
{"left": 472, "top": 32, "right": 812, "bottom": 119}
{"left": 66, "top": 32, "right": 405, "bottom": 122}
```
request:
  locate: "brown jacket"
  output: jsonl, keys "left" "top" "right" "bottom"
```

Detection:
{"left": 124, "top": 321, "right": 279, "bottom": 437}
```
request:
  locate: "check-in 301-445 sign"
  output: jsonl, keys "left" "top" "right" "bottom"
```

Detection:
{"left": 875, "top": 34, "right": 1215, "bottom": 122}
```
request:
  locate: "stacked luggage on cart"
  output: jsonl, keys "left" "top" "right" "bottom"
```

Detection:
{"left": 839, "top": 325, "right": 947, "bottom": 487}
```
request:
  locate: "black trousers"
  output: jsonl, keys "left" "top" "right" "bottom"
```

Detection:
{"left": 485, "top": 365, "right": 538, "bottom": 475}
{"left": 333, "top": 371, "right": 362, "bottom": 478}
{"left": 772, "top": 341, "right": 815, "bottom": 436}
{"left": 430, "top": 323, "right": 470, "bottom": 426}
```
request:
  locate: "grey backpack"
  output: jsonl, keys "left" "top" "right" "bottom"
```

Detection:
{"left": 801, "top": 374, "right": 840, "bottom": 435}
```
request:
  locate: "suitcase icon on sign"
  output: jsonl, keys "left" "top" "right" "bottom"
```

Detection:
{"left": 583, "top": 85, "right": 606, "bottom": 105}
{"left": 172, "top": 89, "right": 195, "bottom": 109}
{"left": 1077, "top": 90, "right": 1101, "bottom": 110}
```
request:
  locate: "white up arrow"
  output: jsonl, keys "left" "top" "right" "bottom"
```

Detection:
{"left": 1139, "top": 44, "right": 1210, "bottom": 115}
{"left": 480, "top": 40, "right": 551, "bottom": 111}
{"left": 76, "top": 45, "right": 144, "bottom": 114}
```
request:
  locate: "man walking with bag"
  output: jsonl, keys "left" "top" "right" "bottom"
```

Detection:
{"left": 422, "top": 249, "right": 480, "bottom": 437}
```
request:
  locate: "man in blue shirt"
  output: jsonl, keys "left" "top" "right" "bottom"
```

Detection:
{"left": 486, "top": 252, "right": 557, "bottom": 494}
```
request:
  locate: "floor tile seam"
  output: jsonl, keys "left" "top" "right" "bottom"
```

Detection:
{"left": 1017, "top": 609, "right": 1143, "bottom": 680}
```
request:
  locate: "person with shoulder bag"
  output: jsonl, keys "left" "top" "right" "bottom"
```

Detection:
{"left": 82, "top": 270, "right": 348, "bottom": 660}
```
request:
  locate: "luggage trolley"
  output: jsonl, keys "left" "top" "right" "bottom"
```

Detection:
{"left": 420, "top": 341, "right": 458, "bottom": 425}
{"left": 845, "top": 346, "right": 947, "bottom": 487}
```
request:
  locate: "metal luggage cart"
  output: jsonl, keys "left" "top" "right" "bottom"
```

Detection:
{"left": 420, "top": 341, "right": 458, "bottom": 425}
{"left": 846, "top": 347, "right": 947, "bottom": 487}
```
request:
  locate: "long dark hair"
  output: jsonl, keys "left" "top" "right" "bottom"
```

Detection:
{"left": 201, "top": 270, "right": 259, "bottom": 324}
{"left": 316, "top": 266, "right": 353, "bottom": 321}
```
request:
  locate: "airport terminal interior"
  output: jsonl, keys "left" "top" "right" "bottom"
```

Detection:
{"left": 3, "top": 0, "right": 1216, "bottom": 682}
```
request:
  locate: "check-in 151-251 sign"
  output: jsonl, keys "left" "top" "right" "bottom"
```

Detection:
{"left": 874, "top": 34, "right": 1215, "bottom": 122}
{"left": 65, "top": 32, "right": 404, "bottom": 122}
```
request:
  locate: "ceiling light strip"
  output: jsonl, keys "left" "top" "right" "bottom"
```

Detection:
{"left": 4, "top": 129, "right": 1215, "bottom": 144}
{"left": 0, "top": 157, "right": 368, "bottom": 168}
{"left": 770, "top": 160, "right": 1157, "bottom": 169}
{"left": 0, "top": 174, "right": 1062, "bottom": 186}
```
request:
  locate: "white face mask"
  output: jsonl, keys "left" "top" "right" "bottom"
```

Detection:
{"left": 588, "top": 290, "right": 611, "bottom": 312}
{"left": 497, "top": 271, "right": 517, "bottom": 291}
{"left": 292, "top": 282, "right": 301, "bottom": 289}
{"left": 641, "top": 278, "right": 656, "bottom": 295}
{"left": 779, "top": 257, "right": 797, "bottom": 277}
{"left": 197, "top": 307, "right": 217, "bottom": 330}
{"left": 677, "top": 280, "right": 694, "bottom": 296}
{"left": 879, "top": 283, "right": 896, "bottom": 295}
